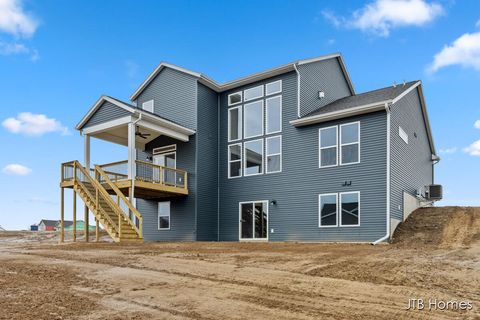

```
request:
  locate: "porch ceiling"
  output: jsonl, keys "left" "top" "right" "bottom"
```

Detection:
{"left": 93, "top": 124, "right": 160, "bottom": 148}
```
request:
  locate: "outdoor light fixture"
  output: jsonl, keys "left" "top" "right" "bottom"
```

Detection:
{"left": 318, "top": 91, "right": 325, "bottom": 99}
{"left": 270, "top": 200, "right": 277, "bottom": 205}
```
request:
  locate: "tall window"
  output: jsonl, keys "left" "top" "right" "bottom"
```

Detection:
{"left": 158, "top": 201, "right": 170, "bottom": 230}
{"left": 319, "top": 193, "right": 338, "bottom": 227}
{"left": 340, "top": 122, "right": 360, "bottom": 165}
{"left": 266, "top": 96, "right": 282, "bottom": 134}
{"left": 340, "top": 192, "right": 360, "bottom": 226}
{"left": 266, "top": 136, "right": 282, "bottom": 173}
{"left": 228, "top": 144, "right": 242, "bottom": 178}
{"left": 244, "top": 100, "right": 263, "bottom": 139}
{"left": 244, "top": 139, "right": 263, "bottom": 176}
{"left": 228, "top": 106, "right": 242, "bottom": 142}
{"left": 319, "top": 126, "right": 338, "bottom": 168}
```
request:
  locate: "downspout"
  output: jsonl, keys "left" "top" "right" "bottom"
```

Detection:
{"left": 293, "top": 63, "right": 301, "bottom": 118}
{"left": 372, "top": 102, "right": 391, "bottom": 245}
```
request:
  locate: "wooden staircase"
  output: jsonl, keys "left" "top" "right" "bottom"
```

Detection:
{"left": 63, "top": 161, "right": 143, "bottom": 243}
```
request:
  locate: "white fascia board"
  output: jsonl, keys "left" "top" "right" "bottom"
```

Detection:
{"left": 391, "top": 81, "right": 421, "bottom": 104}
{"left": 135, "top": 111, "right": 196, "bottom": 135}
{"left": 80, "top": 116, "right": 133, "bottom": 135}
{"left": 290, "top": 101, "right": 390, "bottom": 127}
{"left": 76, "top": 95, "right": 135, "bottom": 130}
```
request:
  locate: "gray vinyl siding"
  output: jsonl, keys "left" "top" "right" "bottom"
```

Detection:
{"left": 298, "top": 57, "right": 352, "bottom": 117}
{"left": 195, "top": 83, "right": 219, "bottom": 241}
{"left": 135, "top": 67, "right": 198, "bottom": 130}
{"left": 82, "top": 101, "right": 130, "bottom": 128}
{"left": 390, "top": 88, "right": 433, "bottom": 221}
{"left": 137, "top": 135, "right": 197, "bottom": 241}
{"left": 219, "top": 71, "right": 387, "bottom": 242}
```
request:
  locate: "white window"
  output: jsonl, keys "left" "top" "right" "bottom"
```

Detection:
{"left": 228, "top": 92, "right": 242, "bottom": 106}
{"left": 244, "top": 139, "right": 263, "bottom": 176}
{"left": 319, "top": 126, "right": 338, "bottom": 168}
{"left": 158, "top": 201, "right": 170, "bottom": 230}
{"left": 228, "top": 143, "right": 242, "bottom": 178}
{"left": 244, "top": 100, "right": 264, "bottom": 139}
{"left": 266, "top": 80, "right": 282, "bottom": 96}
{"left": 399, "top": 126, "right": 408, "bottom": 144}
{"left": 228, "top": 106, "right": 242, "bottom": 142}
{"left": 266, "top": 95, "right": 282, "bottom": 134}
{"left": 142, "top": 100, "right": 154, "bottom": 113}
{"left": 266, "top": 136, "right": 282, "bottom": 173}
{"left": 340, "top": 192, "right": 360, "bottom": 226}
{"left": 340, "top": 122, "right": 360, "bottom": 165}
{"left": 244, "top": 85, "right": 263, "bottom": 102}
{"left": 319, "top": 193, "right": 338, "bottom": 227}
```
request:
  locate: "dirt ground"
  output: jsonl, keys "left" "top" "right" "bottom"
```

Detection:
{"left": 0, "top": 206, "right": 479, "bottom": 320}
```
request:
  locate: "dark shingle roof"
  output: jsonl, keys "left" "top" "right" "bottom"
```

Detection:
{"left": 304, "top": 81, "right": 418, "bottom": 118}
{"left": 39, "top": 220, "right": 58, "bottom": 227}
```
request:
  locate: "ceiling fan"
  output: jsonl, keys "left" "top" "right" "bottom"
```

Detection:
{"left": 135, "top": 126, "right": 151, "bottom": 139}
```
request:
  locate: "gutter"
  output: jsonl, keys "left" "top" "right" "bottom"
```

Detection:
{"left": 293, "top": 63, "right": 301, "bottom": 118}
{"left": 372, "top": 102, "right": 392, "bottom": 245}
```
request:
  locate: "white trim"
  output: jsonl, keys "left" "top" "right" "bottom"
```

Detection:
{"left": 265, "top": 95, "right": 282, "bottom": 135}
{"left": 136, "top": 119, "right": 190, "bottom": 142}
{"left": 243, "top": 85, "right": 264, "bottom": 102}
{"left": 339, "top": 191, "right": 360, "bottom": 227}
{"left": 136, "top": 112, "right": 195, "bottom": 135}
{"left": 238, "top": 200, "right": 269, "bottom": 241}
{"left": 265, "top": 80, "right": 282, "bottom": 96}
{"left": 339, "top": 121, "right": 361, "bottom": 166}
{"left": 228, "top": 143, "right": 242, "bottom": 179}
{"left": 399, "top": 126, "right": 409, "bottom": 144}
{"left": 318, "top": 193, "right": 338, "bottom": 228}
{"left": 290, "top": 101, "right": 387, "bottom": 127}
{"left": 293, "top": 63, "right": 301, "bottom": 118}
{"left": 81, "top": 116, "right": 132, "bottom": 135}
{"left": 153, "top": 144, "right": 177, "bottom": 155}
{"left": 142, "top": 99, "right": 154, "bottom": 113}
{"left": 77, "top": 96, "right": 134, "bottom": 129}
{"left": 243, "top": 139, "right": 264, "bottom": 176}
{"left": 319, "top": 125, "right": 338, "bottom": 168}
{"left": 391, "top": 81, "right": 421, "bottom": 104}
{"left": 157, "top": 201, "right": 171, "bottom": 230}
{"left": 266, "top": 135, "right": 282, "bottom": 174}
{"left": 228, "top": 91, "right": 243, "bottom": 106}
{"left": 243, "top": 100, "right": 264, "bottom": 139}
{"left": 227, "top": 105, "right": 242, "bottom": 142}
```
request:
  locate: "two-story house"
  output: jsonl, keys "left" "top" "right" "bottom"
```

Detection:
{"left": 59, "top": 52, "right": 439, "bottom": 243}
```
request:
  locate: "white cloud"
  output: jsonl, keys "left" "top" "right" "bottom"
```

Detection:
{"left": 439, "top": 147, "right": 457, "bottom": 154}
{"left": 28, "top": 197, "right": 57, "bottom": 205}
{"left": 124, "top": 60, "right": 139, "bottom": 78}
{"left": 323, "top": 0, "right": 443, "bottom": 37}
{"left": 0, "top": 0, "right": 38, "bottom": 37}
{"left": 464, "top": 140, "right": 480, "bottom": 156}
{"left": 429, "top": 31, "right": 480, "bottom": 73}
{"left": 0, "top": 41, "right": 27, "bottom": 54}
{"left": 474, "top": 120, "right": 480, "bottom": 129}
{"left": 476, "top": 19, "right": 480, "bottom": 28}
{"left": 2, "top": 112, "right": 69, "bottom": 136}
{"left": 2, "top": 163, "right": 31, "bottom": 175}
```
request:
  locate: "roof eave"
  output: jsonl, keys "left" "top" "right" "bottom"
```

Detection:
{"left": 76, "top": 95, "right": 135, "bottom": 130}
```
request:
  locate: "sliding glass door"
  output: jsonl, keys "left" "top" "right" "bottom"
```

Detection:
{"left": 240, "top": 201, "right": 268, "bottom": 240}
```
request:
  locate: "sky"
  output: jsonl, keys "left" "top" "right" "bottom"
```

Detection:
{"left": 0, "top": 0, "right": 479, "bottom": 230}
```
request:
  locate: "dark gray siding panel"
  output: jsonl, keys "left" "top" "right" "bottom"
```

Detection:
{"left": 219, "top": 71, "right": 387, "bottom": 242}
{"left": 195, "top": 83, "right": 219, "bottom": 241}
{"left": 137, "top": 135, "right": 197, "bottom": 241}
{"left": 298, "top": 58, "right": 352, "bottom": 117}
{"left": 390, "top": 88, "right": 433, "bottom": 220}
{"left": 83, "top": 101, "right": 130, "bottom": 128}
{"left": 135, "top": 68, "right": 198, "bottom": 130}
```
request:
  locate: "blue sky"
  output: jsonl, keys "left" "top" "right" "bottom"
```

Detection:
{"left": 0, "top": 0, "right": 479, "bottom": 230}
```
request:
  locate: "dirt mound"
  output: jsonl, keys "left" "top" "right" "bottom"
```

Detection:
{"left": 392, "top": 206, "right": 480, "bottom": 248}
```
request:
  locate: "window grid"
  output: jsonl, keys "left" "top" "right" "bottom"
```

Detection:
{"left": 319, "top": 125, "right": 338, "bottom": 168}
{"left": 228, "top": 143, "right": 242, "bottom": 179}
{"left": 340, "top": 122, "right": 360, "bottom": 166}
{"left": 266, "top": 135, "right": 282, "bottom": 174}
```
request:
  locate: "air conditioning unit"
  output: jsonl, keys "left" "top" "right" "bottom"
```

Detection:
{"left": 425, "top": 184, "right": 442, "bottom": 201}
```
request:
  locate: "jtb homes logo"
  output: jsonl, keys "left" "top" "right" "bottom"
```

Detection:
{"left": 407, "top": 299, "right": 473, "bottom": 311}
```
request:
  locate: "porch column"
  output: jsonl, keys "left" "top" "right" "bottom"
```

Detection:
{"left": 84, "top": 134, "right": 90, "bottom": 243}
{"left": 127, "top": 122, "right": 136, "bottom": 180}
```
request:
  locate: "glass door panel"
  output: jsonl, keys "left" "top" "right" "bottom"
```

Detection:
{"left": 240, "top": 203, "right": 253, "bottom": 239}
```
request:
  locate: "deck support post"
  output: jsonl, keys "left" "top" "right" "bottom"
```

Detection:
{"left": 96, "top": 218, "right": 99, "bottom": 242}
{"left": 84, "top": 133, "right": 90, "bottom": 243}
{"left": 84, "top": 206, "right": 89, "bottom": 242}
{"left": 60, "top": 187, "right": 64, "bottom": 243}
{"left": 73, "top": 190, "right": 77, "bottom": 242}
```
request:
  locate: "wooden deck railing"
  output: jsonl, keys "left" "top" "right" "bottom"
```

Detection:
{"left": 135, "top": 160, "right": 188, "bottom": 190}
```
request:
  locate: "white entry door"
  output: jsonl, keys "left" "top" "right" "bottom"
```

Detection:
{"left": 153, "top": 152, "right": 176, "bottom": 185}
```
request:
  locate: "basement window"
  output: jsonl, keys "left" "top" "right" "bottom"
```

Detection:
{"left": 319, "top": 193, "right": 338, "bottom": 227}
{"left": 340, "top": 192, "right": 360, "bottom": 226}
{"left": 158, "top": 201, "right": 170, "bottom": 230}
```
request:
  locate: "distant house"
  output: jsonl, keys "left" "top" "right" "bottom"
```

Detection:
{"left": 62, "top": 221, "right": 96, "bottom": 231}
{"left": 30, "top": 225, "right": 38, "bottom": 231}
{"left": 38, "top": 220, "right": 58, "bottom": 231}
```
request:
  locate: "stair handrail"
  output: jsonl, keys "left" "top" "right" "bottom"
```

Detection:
{"left": 94, "top": 165, "right": 143, "bottom": 238}
{"left": 73, "top": 161, "right": 124, "bottom": 234}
